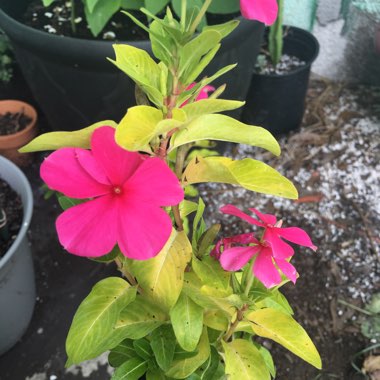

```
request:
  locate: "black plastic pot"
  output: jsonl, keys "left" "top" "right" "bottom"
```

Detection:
{"left": 0, "top": 0, "right": 264, "bottom": 131}
{"left": 242, "top": 26, "right": 319, "bottom": 135}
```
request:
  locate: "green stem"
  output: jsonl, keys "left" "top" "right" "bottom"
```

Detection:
{"left": 244, "top": 259, "right": 255, "bottom": 297}
{"left": 180, "top": 0, "right": 187, "bottom": 30}
{"left": 268, "top": 0, "right": 283, "bottom": 65}
{"left": 70, "top": 0, "right": 77, "bottom": 35}
{"left": 223, "top": 305, "right": 248, "bottom": 342}
{"left": 189, "top": 0, "right": 212, "bottom": 33}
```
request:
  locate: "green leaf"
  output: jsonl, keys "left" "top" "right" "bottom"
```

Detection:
{"left": 170, "top": 114, "right": 280, "bottom": 155}
{"left": 170, "top": 293, "right": 204, "bottom": 352}
{"left": 197, "top": 224, "right": 221, "bottom": 258}
{"left": 182, "top": 156, "right": 298, "bottom": 199}
{"left": 222, "top": 339, "right": 270, "bottom": 380}
{"left": 204, "top": 20, "right": 240, "bottom": 38}
{"left": 115, "top": 106, "right": 163, "bottom": 152}
{"left": 66, "top": 278, "right": 137, "bottom": 365}
{"left": 150, "top": 325, "right": 177, "bottom": 371}
{"left": 246, "top": 308, "right": 322, "bottom": 369}
{"left": 192, "top": 198, "right": 206, "bottom": 251}
{"left": 86, "top": 0, "right": 102, "bottom": 13}
{"left": 180, "top": 200, "right": 198, "bottom": 219}
{"left": 133, "top": 339, "right": 153, "bottom": 360}
{"left": 19, "top": 120, "right": 117, "bottom": 153}
{"left": 90, "top": 246, "right": 120, "bottom": 263}
{"left": 111, "top": 357, "right": 148, "bottom": 380}
{"left": 109, "top": 339, "right": 137, "bottom": 368}
{"left": 181, "top": 99, "right": 245, "bottom": 120}
{"left": 256, "top": 290, "right": 294, "bottom": 315}
{"left": 109, "top": 44, "right": 163, "bottom": 107}
{"left": 130, "top": 230, "right": 192, "bottom": 312}
{"left": 144, "top": 0, "right": 170, "bottom": 14}
{"left": 166, "top": 328, "right": 210, "bottom": 379}
{"left": 203, "top": 310, "right": 229, "bottom": 332}
{"left": 42, "top": 0, "right": 56, "bottom": 5}
{"left": 58, "top": 196, "right": 85, "bottom": 210}
{"left": 253, "top": 343, "right": 276, "bottom": 379}
{"left": 146, "top": 370, "right": 167, "bottom": 380}
{"left": 115, "top": 295, "right": 167, "bottom": 339}
{"left": 207, "top": 0, "right": 240, "bottom": 14}
{"left": 199, "top": 346, "right": 220, "bottom": 380}
{"left": 84, "top": 0, "right": 122, "bottom": 37}
{"left": 121, "top": 0, "right": 143, "bottom": 9}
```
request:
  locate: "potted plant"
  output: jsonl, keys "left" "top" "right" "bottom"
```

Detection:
{"left": 0, "top": 0, "right": 268, "bottom": 131}
{"left": 0, "top": 155, "right": 35, "bottom": 355}
{"left": 0, "top": 99, "right": 37, "bottom": 166}
{"left": 242, "top": 0, "right": 320, "bottom": 135}
{"left": 22, "top": 1, "right": 322, "bottom": 378}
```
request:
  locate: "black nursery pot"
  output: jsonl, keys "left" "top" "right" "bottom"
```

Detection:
{"left": 242, "top": 26, "right": 319, "bottom": 135}
{"left": 0, "top": 0, "right": 264, "bottom": 131}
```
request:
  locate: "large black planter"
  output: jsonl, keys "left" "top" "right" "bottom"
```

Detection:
{"left": 242, "top": 26, "right": 319, "bottom": 135}
{"left": 0, "top": 0, "right": 264, "bottom": 131}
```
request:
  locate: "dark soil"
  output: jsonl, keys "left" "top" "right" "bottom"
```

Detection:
{"left": 0, "top": 110, "right": 31, "bottom": 135}
{"left": 0, "top": 178, "right": 23, "bottom": 258}
{"left": 23, "top": 0, "right": 239, "bottom": 41}
{"left": 255, "top": 53, "right": 306, "bottom": 75}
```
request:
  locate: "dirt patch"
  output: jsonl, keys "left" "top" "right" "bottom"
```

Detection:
{"left": 0, "top": 178, "right": 23, "bottom": 258}
{"left": 256, "top": 53, "right": 306, "bottom": 75}
{"left": 202, "top": 79, "right": 380, "bottom": 379}
{"left": 0, "top": 110, "right": 31, "bottom": 135}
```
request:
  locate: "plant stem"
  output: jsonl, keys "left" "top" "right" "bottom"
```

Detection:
{"left": 224, "top": 305, "right": 248, "bottom": 342}
{"left": 244, "top": 259, "right": 255, "bottom": 296}
{"left": 189, "top": 0, "right": 212, "bottom": 34}
{"left": 115, "top": 257, "right": 137, "bottom": 286}
{"left": 268, "top": 0, "right": 283, "bottom": 65}
{"left": 70, "top": 0, "right": 77, "bottom": 35}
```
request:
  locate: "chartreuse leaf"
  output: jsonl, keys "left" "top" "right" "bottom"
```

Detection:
{"left": 114, "top": 295, "right": 167, "bottom": 339}
{"left": 170, "top": 293, "right": 204, "bottom": 352}
{"left": 204, "top": 20, "right": 240, "bottom": 38}
{"left": 111, "top": 357, "right": 148, "bottom": 380}
{"left": 20, "top": 120, "right": 117, "bottom": 153}
{"left": 150, "top": 325, "right": 177, "bottom": 371}
{"left": 182, "top": 156, "right": 298, "bottom": 200}
{"left": 222, "top": 339, "right": 270, "bottom": 380}
{"left": 203, "top": 310, "right": 229, "bottom": 332}
{"left": 181, "top": 99, "right": 245, "bottom": 120}
{"left": 66, "top": 278, "right": 137, "bottom": 366}
{"left": 130, "top": 230, "right": 192, "bottom": 312}
{"left": 246, "top": 308, "right": 322, "bottom": 369}
{"left": 109, "top": 45, "right": 163, "bottom": 107}
{"left": 180, "top": 200, "right": 198, "bottom": 219}
{"left": 109, "top": 339, "right": 136, "bottom": 368}
{"left": 166, "top": 328, "right": 210, "bottom": 379}
{"left": 256, "top": 289, "right": 294, "bottom": 315}
{"left": 115, "top": 106, "right": 163, "bottom": 152}
{"left": 170, "top": 114, "right": 280, "bottom": 155}
{"left": 253, "top": 343, "right": 276, "bottom": 379}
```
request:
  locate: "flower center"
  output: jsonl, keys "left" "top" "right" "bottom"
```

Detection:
{"left": 113, "top": 186, "right": 123, "bottom": 195}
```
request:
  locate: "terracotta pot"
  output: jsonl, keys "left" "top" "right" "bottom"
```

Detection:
{"left": 0, "top": 100, "right": 37, "bottom": 166}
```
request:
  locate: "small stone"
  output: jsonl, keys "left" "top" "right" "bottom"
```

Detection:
{"left": 103, "top": 31, "right": 116, "bottom": 40}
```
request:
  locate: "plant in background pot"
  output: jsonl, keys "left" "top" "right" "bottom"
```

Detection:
{"left": 0, "top": 155, "right": 35, "bottom": 355}
{"left": 242, "top": 0, "right": 320, "bottom": 135}
{"left": 0, "top": 0, "right": 267, "bottom": 132}
{"left": 22, "top": 1, "right": 322, "bottom": 378}
{"left": 0, "top": 99, "right": 37, "bottom": 166}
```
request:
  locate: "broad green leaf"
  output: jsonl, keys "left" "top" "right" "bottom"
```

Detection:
{"left": 130, "top": 230, "right": 192, "bottom": 312}
{"left": 115, "top": 106, "right": 163, "bottom": 152}
{"left": 133, "top": 339, "right": 153, "bottom": 360}
{"left": 166, "top": 328, "right": 210, "bottom": 379}
{"left": 207, "top": 0, "right": 240, "bottom": 14}
{"left": 109, "top": 339, "right": 136, "bottom": 368}
{"left": 145, "top": 0, "right": 170, "bottom": 14}
{"left": 181, "top": 99, "right": 245, "bottom": 120}
{"left": 197, "top": 224, "right": 221, "bottom": 258}
{"left": 182, "top": 156, "right": 298, "bottom": 199}
{"left": 150, "top": 325, "right": 177, "bottom": 371}
{"left": 109, "top": 45, "right": 163, "bottom": 107}
{"left": 222, "top": 339, "right": 270, "bottom": 380}
{"left": 115, "top": 295, "right": 167, "bottom": 339}
{"left": 146, "top": 370, "right": 167, "bottom": 380}
{"left": 121, "top": 0, "right": 143, "bottom": 9}
{"left": 256, "top": 290, "right": 294, "bottom": 315}
{"left": 170, "top": 293, "right": 204, "bottom": 352}
{"left": 199, "top": 346, "right": 220, "bottom": 380}
{"left": 254, "top": 343, "right": 276, "bottom": 379}
{"left": 246, "top": 308, "right": 322, "bottom": 369}
{"left": 112, "top": 357, "right": 148, "bottom": 380}
{"left": 185, "top": 149, "right": 218, "bottom": 165}
{"left": 192, "top": 256, "right": 231, "bottom": 297}
{"left": 170, "top": 114, "right": 280, "bottom": 155}
{"left": 58, "top": 196, "right": 85, "bottom": 210}
{"left": 180, "top": 200, "right": 198, "bottom": 219}
{"left": 203, "top": 310, "right": 229, "bottom": 331}
{"left": 86, "top": 0, "right": 102, "bottom": 13}
{"left": 66, "top": 278, "right": 137, "bottom": 365}
{"left": 84, "top": 0, "right": 121, "bottom": 37}
{"left": 192, "top": 197, "right": 206, "bottom": 250}
{"left": 42, "top": 0, "right": 55, "bottom": 5}
{"left": 204, "top": 20, "right": 240, "bottom": 38}
{"left": 19, "top": 120, "right": 117, "bottom": 153}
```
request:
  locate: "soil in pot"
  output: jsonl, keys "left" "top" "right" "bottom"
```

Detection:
{"left": 0, "top": 109, "right": 32, "bottom": 135}
{"left": 0, "top": 177, "right": 23, "bottom": 259}
{"left": 255, "top": 52, "right": 306, "bottom": 75}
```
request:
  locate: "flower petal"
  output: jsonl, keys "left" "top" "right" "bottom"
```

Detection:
{"left": 220, "top": 246, "right": 259, "bottom": 271}
{"left": 248, "top": 208, "right": 277, "bottom": 225}
{"left": 125, "top": 157, "right": 184, "bottom": 206}
{"left": 275, "top": 259, "right": 298, "bottom": 284}
{"left": 240, "top": 0, "right": 279, "bottom": 25}
{"left": 220, "top": 205, "right": 264, "bottom": 227}
{"left": 117, "top": 201, "right": 172, "bottom": 260}
{"left": 75, "top": 149, "right": 110, "bottom": 185}
{"left": 264, "top": 229, "right": 294, "bottom": 259}
{"left": 91, "top": 126, "right": 143, "bottom": 185}
{"left": 40, "top": 148, "right": 110, "bottom": 199}
{"left": 276, "top": 227, "right": 318, "bottom": 251}
{"left": 196, "top": 85, "right": 215, "bottom": 101}
{"left": 253, "top": 247, "right": 282, "bottom": 288}
{"left": 56, "top": 195, "right": 118, "bottom": 257}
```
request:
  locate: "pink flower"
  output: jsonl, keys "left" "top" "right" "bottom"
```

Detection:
{"left": 240, "top": 0, "right": 279, "bottom": 25}
{"left": 40, "top": 126, "right": 184, "bottom": 260}
{"left": 216, "top": 205, "right": 317, "bottom": 288}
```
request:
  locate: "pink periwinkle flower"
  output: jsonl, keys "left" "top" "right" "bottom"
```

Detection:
{"left": 40, "top": 126, "right": 184, "bottom": 260}
{"left": 240, "top": 0, "right": 279, "bottom": 25}
{"left": 216, "top": 205, "right": 317, "bottom": 288}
